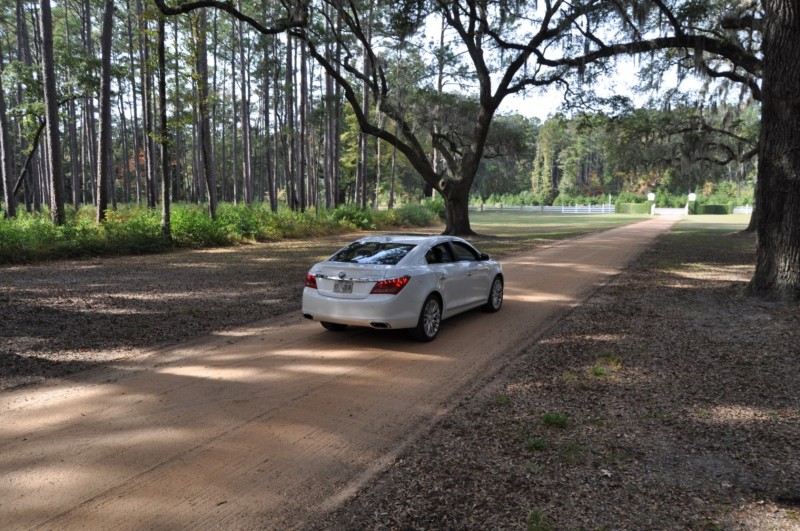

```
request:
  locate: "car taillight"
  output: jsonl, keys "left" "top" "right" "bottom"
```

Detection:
{"left": 370, "top": 275, "right": 410, "bottom": 295}
{"left": 305, "top": 274, "right": 318, "bottom": 289}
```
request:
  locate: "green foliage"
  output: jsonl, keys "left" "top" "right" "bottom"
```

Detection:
{"left": 616, "top": 203, "right": 651, "bottom": 214}
{"left": 541, "top": 412, "right": 568, "bottom": 428}
{"left": 421, "top": 197, "right": 446, "bottom": 221}
{"left": 0, "top": 206, "right": 168, "bottom": 263}
{"left": 525, "top": 437, "right": 548, "bottom": 451}
{"left": 378, "top": 202, "right": 437, "bottom": 227}
{"left": 553, "top": 193, "right": 612, "bottom": 206}
{"left": 696, "top": 204, "right": 730, "bottom": 215}
{"left": 328, "top": 205, "right": 376, "bottom": 230}
{"left": 531, "top": 103, "right": 759, "bottom": 209}
{"left": 171, "top": 205, "right": 230, "bottom": 247}
{"left": 494, "top": 395, "right": 512, "bottom": 406}
{"left": 526, "top": 510, "right": 552, "bottom": 531}
{"left": 0, "top": 202, "right": 440, "bottom": 264}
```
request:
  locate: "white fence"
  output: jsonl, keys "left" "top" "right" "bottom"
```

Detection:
{"left": 652, "top": 206, "right": 688, "bottom": 217}
{"left": 470, "top": 204, "right": 616, "bottom": 214}
{"left": 469, "top": 203, "right": 753, "bottom": 216}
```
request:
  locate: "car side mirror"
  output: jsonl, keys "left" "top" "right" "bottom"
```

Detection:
{"left": 480, "top": 252, "right": 490, "bottom": 261}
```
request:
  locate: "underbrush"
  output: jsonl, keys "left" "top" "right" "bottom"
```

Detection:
{"left": 0, "top": 202, "right": 438, "bottom": 264}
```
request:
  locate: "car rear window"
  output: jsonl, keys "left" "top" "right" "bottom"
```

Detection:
{"left": 330, "top": 242, "right": 416, "bottom": 265}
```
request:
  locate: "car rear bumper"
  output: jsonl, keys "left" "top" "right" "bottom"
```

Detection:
{"left": 301, "top": 288, "right": 420, "bottom": 329}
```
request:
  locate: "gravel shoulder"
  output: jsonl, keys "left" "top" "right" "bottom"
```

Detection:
{"left": 2, "top": 219, "right": 798, "bottom": 529}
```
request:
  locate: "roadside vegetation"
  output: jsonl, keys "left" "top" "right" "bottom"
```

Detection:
{"left": 0, "top": 201, "right": 438, "bottom": 264}
{"left": 2, "top": 189, "right": 747, "bottom": 265}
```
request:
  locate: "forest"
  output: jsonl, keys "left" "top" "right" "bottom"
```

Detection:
{"left": 0, "top": 0, "right": 797, "bottom": 300}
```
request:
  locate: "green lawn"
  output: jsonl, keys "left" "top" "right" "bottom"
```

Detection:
{"left": 467, "top": 211, "right": 649, "bottom": 257}
{"left": 466, "top": 212, "right": 754, "bottom": 259}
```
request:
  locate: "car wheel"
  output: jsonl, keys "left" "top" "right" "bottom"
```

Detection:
{"left": 482, "top": 276, "right": 503, "bottom": 313}
{"left": 410, "top": 295, "right": 441, "bottom": 342}
{"left": 321, "top": 321, "right": 348, "bottom": 331}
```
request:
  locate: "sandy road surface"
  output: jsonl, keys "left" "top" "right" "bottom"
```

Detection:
{"left": 0, "top": 217, "right": 676, "bottom": 530}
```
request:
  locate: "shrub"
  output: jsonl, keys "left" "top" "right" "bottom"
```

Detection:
{"left": 171, "top": 205, "right": 229, "bottom": 247}
{"left": 330, "top": 205, "right": 376, "bottom": 230}
{"left": 616, "top": 202, "right": 651, "bottom": 214}
{"left": 0, "top": 200, "right": 440, "bottom": 264}
{"left": 395, "top": 202, "right": 437, "bottom": 226}
{"left": 422, "top": 197, "right": 446, "bottom": 221}
{"left": 697, "top": 204, "right": 730, "bottom": 215}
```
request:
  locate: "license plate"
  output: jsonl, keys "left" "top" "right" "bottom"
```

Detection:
{"left": 333, "top": 280, "right": 353, "bottom": 294}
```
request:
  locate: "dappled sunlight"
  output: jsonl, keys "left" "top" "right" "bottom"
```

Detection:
{"left": 672, "top": 263, "right": 754, "bottom": 282}
{"left": 156, "top": 364, "right": 284, "bottom": 383}
{"left": 505, "top": 289, "right": 577, "bottom": 303}
{"left": 692, "top": 404, "right": 798, "bottom": 425}
{"left": 3, "top": 388, "right": 161, "bottom": 436}
{"left": 7, "top": 464, "right": 111, "bottom": 504}
{"left": 721, "top": 501, "right": 800, "bottom": 529}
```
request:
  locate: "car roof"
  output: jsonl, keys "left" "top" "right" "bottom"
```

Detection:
{"left": 357, "top": 234, "right": 463, "bottom": 246}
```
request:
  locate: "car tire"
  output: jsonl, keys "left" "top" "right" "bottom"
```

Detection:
{"left": 321, "top": 321, "right": 348, "bottom": 331}
{"left": 410, "top": 295, "right": 442, "bottom": 342}
{"left": 482, "top": 275, "right": 503, "bottom": 313}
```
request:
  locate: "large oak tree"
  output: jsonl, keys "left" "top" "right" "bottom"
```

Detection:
{"left": 151, "top": 0, "right": 797, "bottom": 300}
{"left": 535, "top": 0, "right": 797, "bottom": 300}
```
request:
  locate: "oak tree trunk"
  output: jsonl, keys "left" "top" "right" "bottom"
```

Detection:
{"left": 747, "top": 0, "right": 800, "bottom": 301}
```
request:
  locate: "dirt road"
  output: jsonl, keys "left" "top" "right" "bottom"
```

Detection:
{"left": 0, "top": 217, "right": 677, "bottom": 530}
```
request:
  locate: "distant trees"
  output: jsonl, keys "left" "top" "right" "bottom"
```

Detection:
{"left": 530, "top": 104, "right": 758, "bottom": 202}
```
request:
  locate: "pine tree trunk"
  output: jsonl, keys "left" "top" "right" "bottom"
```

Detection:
{"left": 194, "top": 9, "right": 216, "bottom": 219}
{"left": 231, "top": 36, "right": 239, "bottom": 204}
{"left": 238, "top": 0, "right": 253, "bottom": 204}
{"left": 82, "top": 0, "right": 98, "bottom": 206}
{"left": 0, "top": 42, "right": 16, "bottom": 218}
{"left": 137, "top": 0, "right": 156, "bottom": 209}
{"left": 262, "top": 32, "right": 276, "bottom": 212}
{"left": 38, "top": 0, "right": 65, "bottom": 225}
{"left": 299, "top": 39, "right": 308, "bottom": 211}
{"left": 285, "top": 34, "right": 297, "bottom": 210}
{"left": 124, "top": 0, "right": 142, "bottom": 205}
{"left": 95, "top": 0, "right": 113, "bottom": 223}
{"left": 158, "top": 16, "right": 171, "bottom": 242}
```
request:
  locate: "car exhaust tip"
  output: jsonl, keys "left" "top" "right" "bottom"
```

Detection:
{"left": 370, "top": 322, "right": 391, "bottom": 329}
{"left": 303, "top": 314, "right": 314, "bottom": 320}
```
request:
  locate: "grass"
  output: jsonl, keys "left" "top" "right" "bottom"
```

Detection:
{"left": 599, "top": 352, "right": 622, "bottom": 367}
{"left": 640, "top": 214, "right": 754, "bottom": 271}
{"left": 525, "top": 437, "right": 548, "bottom": 451}
{"left": 494, "top": 395, "right": 512, "bottom": 406}
{"left": 469, "top": 211, "right": 647, "bottom": 257}
{"left": 525, "top": 510, "right": 552, "bottom": 531}
{"left": 541, "top": 412, "right": 569, "bottom": 428}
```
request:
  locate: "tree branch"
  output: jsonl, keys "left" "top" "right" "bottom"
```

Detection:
{"left": 150, "top": 0, "right": 305, "bottom": 35}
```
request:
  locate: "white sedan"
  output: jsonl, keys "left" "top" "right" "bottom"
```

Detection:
{"left": 302, "top": 235, "right": 504, "bottom": 341}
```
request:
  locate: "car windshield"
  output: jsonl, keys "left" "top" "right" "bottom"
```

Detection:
{"left": 330, "top": 241, "right": 416, "bottom": 265}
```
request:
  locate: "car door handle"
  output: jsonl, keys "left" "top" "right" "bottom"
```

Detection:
{"left": 438, "top": 272, "right": 447, "bottom": 280}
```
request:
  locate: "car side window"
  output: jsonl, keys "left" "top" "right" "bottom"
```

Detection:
{"left": 426, "top": 244, "right": 455, "bottom": 264}
{"left": 451, "top": 241, "right": 480, "bottom": 261}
